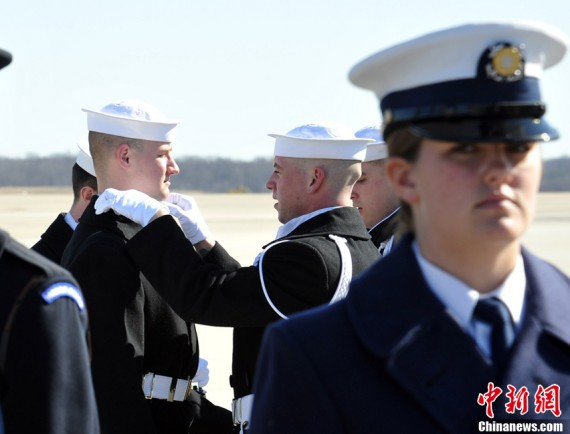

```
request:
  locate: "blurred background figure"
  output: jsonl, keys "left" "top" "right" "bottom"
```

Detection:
{"left": 0, "top": 47, "right": 99, "bottom": 434}
{"left": 353, "top": 125, "right": 400, "bottom": 255}
{"left": 32, "top": 141, "right": 97, "bottom": 263}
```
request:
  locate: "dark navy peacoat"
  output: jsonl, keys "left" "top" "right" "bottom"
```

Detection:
{"left": 31, "top": 212, "right": 73, "bottom": 263}
{"left": 62, "top": 199, "right": 232, "bottom": 434}
{"left": 250, "top": 234, "right": 570, "bottom": 433}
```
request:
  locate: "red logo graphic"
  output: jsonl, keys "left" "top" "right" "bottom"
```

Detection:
{"left": 477, "top": 383, "right": 561, "bottom": 419}
{"left": 505, "top": 385, "right": 529, "bottom": 415}
{"left": 477, "top": 382, "right": 503, "bottom": 418}
{"left": 535, "top": 384, "right": 561, "bottom": 417}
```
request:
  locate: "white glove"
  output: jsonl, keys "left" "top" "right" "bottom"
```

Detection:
{"left": 165, "top": 192, "right": 199, "bottom": 211}
{"left": 163, "top": 194, "right": 211, "bottom": 244}
{"left": 94, "top": 188, "right": 168, "bottom": 227}
{"left": 193, "top": 358, "right": 210, "bottom": 388}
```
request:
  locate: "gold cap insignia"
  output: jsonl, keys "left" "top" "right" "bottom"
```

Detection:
{"left": 485, "top": 43, "right": 525, "bottom": 82}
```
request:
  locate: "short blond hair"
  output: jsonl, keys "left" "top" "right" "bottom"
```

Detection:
{"left": 297, "top": 158, "right": 361, "bottom": 190}
{"left": 88, "top": 131, "right": 143, "bottom": 174}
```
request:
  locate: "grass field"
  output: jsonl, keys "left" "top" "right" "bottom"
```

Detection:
{"left": 1, "top": 187, "right": 569, "bottom": 409}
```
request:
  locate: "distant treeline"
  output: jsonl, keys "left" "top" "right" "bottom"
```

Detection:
{"left": 0, "top": 155, "right": 569, "bottom": 192}
{"left": 0, "top": 155, "right": 274, "bottom": 193}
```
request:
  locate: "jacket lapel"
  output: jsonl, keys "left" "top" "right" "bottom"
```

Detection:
{"left": 346, "top": 235, "right": 495, "bottom": 432}
{"left": 386, "top": 313, "right": 494, "bottom": 432}
{"left": 496, "top": 250, "right": 570, "bottom": 417}
{"left": 368, "top": 209, "right": 399, "bottom": 248}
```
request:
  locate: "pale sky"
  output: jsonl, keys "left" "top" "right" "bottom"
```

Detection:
{"left": 1, "top": 0, "right": 569, "bottom": 161}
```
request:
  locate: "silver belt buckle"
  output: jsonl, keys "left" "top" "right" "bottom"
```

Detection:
{"left": 231, "top": 398, "right": 238, "bottom": 424}
{"left": 231, "top": 398, "right": 242, "bottom": 425}
{"left": 142, "top": 372, "right": 193, "bottom": 402}
{"left": 143, "top": 372, "right": 155, "bottom": 399}
{"left": 232, "top": 395, "right": 253, "bottom": 431}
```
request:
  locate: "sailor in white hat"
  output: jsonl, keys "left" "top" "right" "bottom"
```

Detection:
{"left": 61, "top": 100, "right": 232, "bottom": 433}
{"left": 31, "top": 141, "right": 98, "bottom": 263}
{"left": 351, "top": 125, "right": 400, "bottom": 255}
{"left": 266, "top": 121, "right": 370, "bottom": 225}
{"left": 92, "top": 120, "right": 380, "bottom": 432}
{"left": 75, "top": 140, "right": 96, "bottom": 178}
{"left": 250, "top": 21, "right": 570, "bottom": 433}
{"left": 82, "top": 99, "right": 181, "bottom": 201}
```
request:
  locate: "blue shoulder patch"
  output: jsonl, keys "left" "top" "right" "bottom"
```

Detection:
{"left": 41, "top": 283, "right": 86, "bottom": 311}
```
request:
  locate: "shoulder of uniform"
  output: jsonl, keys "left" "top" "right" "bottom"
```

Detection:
{"left": 262, "top": 237, "right": 335, "bottom": 270}
{"left": 277, "top": 234, "right": 341, "bottom": 253}
{"left": 1, "top": 230, "right": 86, "bottom": 310}
{"left": 265, "top": 232, "right": 331, "bottom": 248}
{"left": 264, "top": 236, "right": 320, "bottom": 253}
{"left": 40, "top": 281, "right": 86, "bottom": 310}
{"left": 5, "top": 234, "right": 70, "bottom": 276}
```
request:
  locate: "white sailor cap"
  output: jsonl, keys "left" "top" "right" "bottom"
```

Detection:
{"left": 75, "top": 140, "right": 96, "bottom": 177}
{"left": 354, "top": 125, "right": 381, "bottom": 142}
{"left": 349, "top": 21, "right": 569, "bottom": 143}
{"left": 355, "top": 125, "right": 388, "bottom": 162}
{"left": 82, "top": 100, "right": 180, "bottom": 143}
{"left": 269, "top": 122, "right": 373, "bottom": 161}
{"left": 363, "top": 143, "right": 388, "bottom": 162}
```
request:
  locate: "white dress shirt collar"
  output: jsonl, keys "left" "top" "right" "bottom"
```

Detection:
{"left": 411, "top": 240, "right": 526, "bottom": 330}
{"left": 64, "top": 212, "right": 79, "bottom": 231}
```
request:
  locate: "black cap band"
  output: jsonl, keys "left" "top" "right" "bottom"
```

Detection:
{"left": 405, "top": 117, "right": 558, "bottom": 143}
{"left": 380, "top": 76, "right": 555, "bottom": 142}
{"left": 0, "top": 49, "right": 12, "bottom": 70}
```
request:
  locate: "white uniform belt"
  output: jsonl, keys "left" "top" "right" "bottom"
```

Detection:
{"left": 232, "top": 393, "right": 254, "bottom": 428}
{"left": 142, "top": 372, "right": 192, "bottom": 402}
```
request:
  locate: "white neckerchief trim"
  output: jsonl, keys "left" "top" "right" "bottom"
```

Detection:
{"left": 411, "top": 240, "right": 526, "bottom": 357}
{"left": 258, "top": 234, "right": 353, "bottom": 320}
{"left": 275, "top": 206, "right": 341, "bottom": 240}
{"left": 379, "top": 236, "right": 394, "bottom": 256}
{"left": 368, "top": 206, "right": 400, "bottom": 232}
{"left": 64, "top": 212, "right": 79, "bottom": 230}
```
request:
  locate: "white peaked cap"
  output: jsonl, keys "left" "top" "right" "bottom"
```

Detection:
{"left": 75, "top": 140, "right": 96, "bottom": 177}
{"left": 349, "top": 20, "right": 568, "bottom": 100}
{"left": 363, "top": 143, "right": 388, "bottom": 162}
{"left": 355, "top": 125, "right": 388, "bottom": 162}
{"left": 349, "top": 20, "right": 569, "bottom": 142}
{"left": 82, "top": 99, "right": 180, "bottom": 142}
{"left": 269, "top": 122, "right": 373, "bottom": 161}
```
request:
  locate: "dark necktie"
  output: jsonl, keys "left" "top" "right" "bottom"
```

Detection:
{"left": 473, "top": 297, "right": 515, "bottom": 366}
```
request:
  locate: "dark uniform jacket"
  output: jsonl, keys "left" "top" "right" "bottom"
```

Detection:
{"left": 368, "top": 208, "right": 399, "bottom": 253}
{"left": 31, "top": 212, "right": 73, "bottom": 263}
{"left": 0, "top": 229, "right": 99, "bottom": 434}
{"left": 127, "top": 207, "right": 380, "bottom": 398}
{"left": 250, "top": 234, "right": 570, "bottom": 433}
{"left": 61, "top": 200, "right": 213, "bottom": 434}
